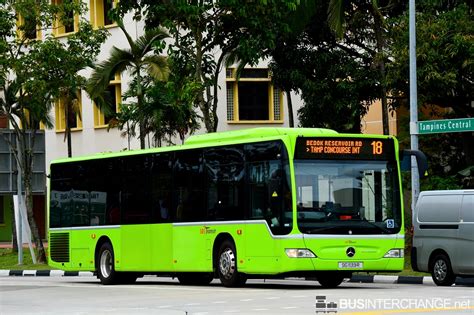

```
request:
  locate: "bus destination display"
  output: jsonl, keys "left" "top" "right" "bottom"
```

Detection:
{"left": 295, "top": 137, "right": 394, "bottom": 160}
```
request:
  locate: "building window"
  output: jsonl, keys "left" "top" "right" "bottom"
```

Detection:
{"left": 52, "top": 0, "right": 79, "bottom": 36}
{"left": 17, "top": 13, "right": 41, "bottom": 40}
{"left": 55, "top": 91, "right": 83, "bottom": 131}
{"left": 90, "top": 0, "right": 117, "bottom": 28}
{"left": 94, "top": 73, "right": 121, "bottom": 127}
{"left": 226, "top": 68, "right": 283, "bottom": 123}
{"left": 21, "top": 109, "right": 44, "bottom": 130}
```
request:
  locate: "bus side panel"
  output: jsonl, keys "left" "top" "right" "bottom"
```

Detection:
{"left": 173, "top": 225, "right": 211, "bottom": 272}
{"left": 49, "top": 228, "right": 121, "bottom": 272}
{"left": 150, "top": 224, "right": 174, "bottom": 272}
{"left": 119, "top": 225, "right": 152, "bottom": 271}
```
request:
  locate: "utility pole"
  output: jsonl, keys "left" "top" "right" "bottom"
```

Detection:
{"left": 409, "top": 0, "right": 420, "bottom": 225}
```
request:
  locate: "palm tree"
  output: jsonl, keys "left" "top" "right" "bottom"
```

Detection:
{"left": 87, "top": 19, "right": 169, "bottom": 149}
{"left": 59, "top": 86, "right": 82, "bottom": 157}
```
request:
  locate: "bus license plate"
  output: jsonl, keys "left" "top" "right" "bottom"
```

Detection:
{"left": 338, "top": 262, "right": 363, "bottom": 269}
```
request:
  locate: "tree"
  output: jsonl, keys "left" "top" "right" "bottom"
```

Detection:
{"left": 87, "top": 19, "right": 169, "bottom": 149}
{"left": 117, "top": 0, "right": 300, "bottom": 133}
{"left": 270, "top": 2, "right": 380, "bottom": 132}
{"left": 327, "top": 0, "right": 405, "bottom": 135}
{"left": 387, "top": 1, "right": 473, "bottom": 187}
{"left": 0, "top": 0, "right": 107, "bottom": 262}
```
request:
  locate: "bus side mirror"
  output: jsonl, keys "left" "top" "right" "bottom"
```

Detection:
{"left": 400, "top": 150, "right": 428, "bottom": 179}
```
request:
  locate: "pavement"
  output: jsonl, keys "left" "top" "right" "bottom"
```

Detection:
{"left": 2, "top": 242, "right": 473, "bottom": 286}
{"left": 1, "top": 269, "right": 473, "bottom": 286}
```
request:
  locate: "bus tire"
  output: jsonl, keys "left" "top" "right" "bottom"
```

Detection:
{"left": 317, "top": 273, "right": 345, "bottom": 288}
{"left": 430, "top": 253, "right": 456, "bottom": 286}
{"left": 217, "top": 240, "right": 246, "bottom": 287}
{"left": 97, "top": 242, "right": 119, "bottom": 285}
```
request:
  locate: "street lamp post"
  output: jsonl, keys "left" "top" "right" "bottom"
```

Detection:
{"left": 409, "top": 0, "right": 420, "bottom": 226}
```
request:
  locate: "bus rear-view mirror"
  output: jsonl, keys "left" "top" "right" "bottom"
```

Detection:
{"left": 400, "top": 149, "right": 428, "bottom": 179}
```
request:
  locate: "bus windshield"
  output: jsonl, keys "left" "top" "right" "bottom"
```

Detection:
{"left": 295, "top": 160, "right": 401, "bottom": 234}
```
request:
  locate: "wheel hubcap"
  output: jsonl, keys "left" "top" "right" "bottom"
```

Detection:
{"left": 434, "top": 259, "right": 447, "bottom": 281}
{"left": 100, "top": 249, "right": 112, "bottom": 278}
{"left": 219, "top": 248, "right": 235, "bottom": 279}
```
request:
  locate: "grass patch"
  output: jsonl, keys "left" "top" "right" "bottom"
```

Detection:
{"left": 0, "top": 248, "right": 53, "bottom": 270}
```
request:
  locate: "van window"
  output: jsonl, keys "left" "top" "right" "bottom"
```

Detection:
{"left": 417, "top": 195, "right": 461, "bottom": 223}
{"left": 461, "top": 195, "right": 474, "bottom": 223}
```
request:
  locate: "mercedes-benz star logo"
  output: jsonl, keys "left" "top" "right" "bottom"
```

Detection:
{"left": 346, "top": 247, "right": 356, "bottom": 257}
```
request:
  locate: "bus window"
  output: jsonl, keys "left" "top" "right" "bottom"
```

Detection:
{"left": 205, "top": 145, "right": 245, "bottom": 221}
{"left": 173, "top": 149, "right": 206, "bottom": 222}
{"left": 150, "top": 152, "right": 173, "bottom": 222}
{"left": 245, "top": 141, "right": 292, "bottom": 235}
{"left": 122, "top": 155, "right": 153, "bottom": 224}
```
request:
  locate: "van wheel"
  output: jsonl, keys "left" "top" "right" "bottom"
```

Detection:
{"left": 430, "top": 254, "right": 456, "bottom": 286}
{"left": 217, "top": 240, "right": 246, "bottom": 287}
{"left": 97, "top": 242, "right": 119, "bottom": 285}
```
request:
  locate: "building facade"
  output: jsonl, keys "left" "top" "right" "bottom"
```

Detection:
{"left": 0, "top": 1, "right": 393, "bottom": 242}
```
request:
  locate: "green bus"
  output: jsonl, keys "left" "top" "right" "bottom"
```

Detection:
{"left": 48, "top": 128, "right": 423, "bottom": 287}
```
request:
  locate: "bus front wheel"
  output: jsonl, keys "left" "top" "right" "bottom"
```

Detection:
{"left": 97, "top": 242, "right": 120, "bottom": 285}
{"left": 217, "top": 240, "right": 246, "bottom": 287}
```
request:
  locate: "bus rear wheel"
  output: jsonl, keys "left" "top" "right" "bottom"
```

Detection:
{"left": 217, "top": 240, "right": 246, "bottom": 287}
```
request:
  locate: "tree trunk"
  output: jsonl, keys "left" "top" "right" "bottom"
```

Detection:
{"left": 193, "top": 25, "right": 213, "bottom": 133}
{"left": 136, "top": 67, "right": 146, "bottom": 149}
{"left": 23, "top": 168, "right": 45, "bottom": 263}
{"left": 286, "top": 90, "right": 294, "bottom": 128}
{"left": 64, "top": 97, "right": 72, "bottom": 157}
{"left": 19, "top": 131, "right": 46, "bottom": 263}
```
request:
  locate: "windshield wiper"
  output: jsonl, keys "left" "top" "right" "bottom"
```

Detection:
{"left": 353, "top": 218, "right": 391, "bottom": 234}
{"left": 304, "top": 225, "right": 346, "bottom": 234}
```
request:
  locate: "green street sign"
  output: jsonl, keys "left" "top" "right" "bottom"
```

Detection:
{"left": 418, "top": 118, "right": 474, "bottom": 134}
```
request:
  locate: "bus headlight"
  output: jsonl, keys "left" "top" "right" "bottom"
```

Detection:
{"left": 384, "top": 249, "right": 404, "bottom": 258}
{"left": 285, "top": 248, "right": 316, "bottom": 258}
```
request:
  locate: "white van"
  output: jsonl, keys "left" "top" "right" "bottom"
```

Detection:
{"left": 412, "top": 190, "right": 474, "bottom": 286}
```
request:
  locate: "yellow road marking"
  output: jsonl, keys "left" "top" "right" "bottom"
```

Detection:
{"left": 339, "top": 306, "right": 474, "bottom": 314}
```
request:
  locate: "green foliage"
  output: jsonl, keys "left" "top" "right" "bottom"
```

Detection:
{"left": 0, "top": 0, "right": 107, "bottom": 261}
{"left": 387, "top": 1, "right": 473, "bottom": 187}
{"left": 271, "top": 1, "right": 380, "bottom": 132}
{"left": 421, "top": 175, "right": 462, "bottom": 191}
{"left": 86, "top": 19, "right": 169, "bottom": 149}
{"left": 117, "top": 0, "right": 300, "bottom": 132}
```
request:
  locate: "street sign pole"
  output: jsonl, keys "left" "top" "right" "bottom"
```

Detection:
{"left": 409, "top": 0, "right": 420, "bottom": 227}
